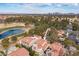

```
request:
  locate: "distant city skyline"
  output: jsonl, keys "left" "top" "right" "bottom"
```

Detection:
{"left": 0, "top": 3, "right": 79, "bottom": 14}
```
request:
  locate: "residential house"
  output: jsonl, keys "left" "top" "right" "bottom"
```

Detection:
{"left": 18, "top": 35, "right": 49, "bottom": 56}
{"left": 8, "top": 48, "right": 29, "bottom": 56}
{"left": 49, "top": 42, "right": 64, "bottom": 56}
{"left": 18, "top": 35, "right": 42, "bottom": 47}
{"left": 32, "top": 39, "right": 49, "bottom": 56}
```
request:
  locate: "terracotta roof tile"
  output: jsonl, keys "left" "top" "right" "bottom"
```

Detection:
{"left": 19, "top": 36, "right": 42, "bottom": 45}
{"left": 36, "top": 39, "right": 48, "bottom": 50}
{"left": 50, "top": 42, "right": 64, "bottom": 56}
{"left": 8, "top": 48, "right": 29, "bottom": 56}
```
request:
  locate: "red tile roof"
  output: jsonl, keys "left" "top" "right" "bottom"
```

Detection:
{"left": 50, "top": 42, "right": 64, "bottom": 56}
{"left": 8, "top": 48, "right": 29, "bottom": 56}
{"left": 35, "top": 39, "right": 49, "bottom": 50}
{"left": 21, "top": 37, "right": 34, "bottom": 45}
{"left": 19, "top": 36, "right": 42, "bottom": 45}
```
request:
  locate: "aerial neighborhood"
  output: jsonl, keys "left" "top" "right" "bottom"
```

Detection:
{"left": 0, "top": 3, "right": 79, "bottom": 56}
{"left": 0, "top": 13, "right": 79, "bottom": 56}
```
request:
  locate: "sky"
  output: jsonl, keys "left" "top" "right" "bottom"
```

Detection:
{"left": 0, "top": 3, "right": 79, "bottom": 14}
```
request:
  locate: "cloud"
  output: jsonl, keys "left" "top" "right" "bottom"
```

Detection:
{"left": 73, "top": 3, "right": 79, "bottom": 6}
{"left": 0, "top": 3, "right": 79, "bottom": 14}
{"left": 56, "top": 4, "right": 62, "bottom": 7}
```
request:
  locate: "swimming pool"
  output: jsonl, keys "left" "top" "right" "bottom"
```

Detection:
{"left": 0, "top": 28, "right": 25, "bottom": 39}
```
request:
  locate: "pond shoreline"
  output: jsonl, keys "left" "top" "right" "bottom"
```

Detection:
{"left": 0, "top": 23, "right": 25, "bottom": 29}
{"left": 0, "top": 28, "right": 26, "bottom": 40}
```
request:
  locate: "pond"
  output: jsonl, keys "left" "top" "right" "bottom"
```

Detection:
{"left": 0, "top": 28, "right": 25, "bottom": 39}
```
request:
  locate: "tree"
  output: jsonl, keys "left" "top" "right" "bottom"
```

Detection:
{"left": 46, "top": 27, "right": 59, "bottom": 43}
{"left": 72, "top": 22, "right": 79, "bottom": 31}
{"left": 27, "top": 47, "right": 39, "bottom": 56}
{"left": 0, "top": 51, "right": 6, "bottom": 56}
{"left": 60, "top": 20, "right": 69, "bottom": 30}
{"left": 75, "top": 45, "right": 79, "bottom": 50}
{"left": 21, "top": 44, "right": 39, "bottom": 56}
{"left": 1, "top": 38, "right": 10, "bottom": 56}
{"left": 15, "top": 44, "right": 21, "bottom": 48}
{"left": 24, "top": 21, "right": 30, "bottom": 27}
{"left": 10, "top": 36, "right": 17, "bottom": 43}
{"left": 28, "top": 29, "right": 35, "bottom": 36}
{"left": 28, "top": 24, "right": 49, "bottom": 36}
{"left": 63, "top": 38, "right": 76, "bottom": 47}
{"left": 72, "top": 51, "right": 79, "bottom": 56}
{"left": 23, "top": 32, "right": 28, "bottom": 37}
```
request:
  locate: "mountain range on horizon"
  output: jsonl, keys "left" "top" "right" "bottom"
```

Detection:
{"left": 0, "top": 12, "right": 79, "bottom": 16}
